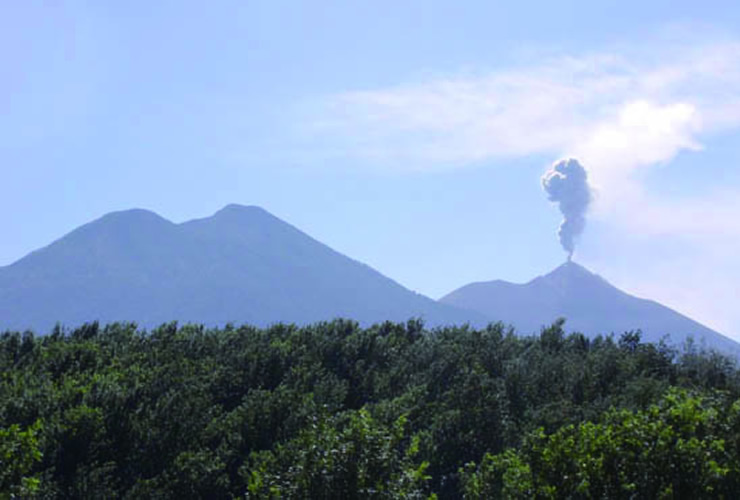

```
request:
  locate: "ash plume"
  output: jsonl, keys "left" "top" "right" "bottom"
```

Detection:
{"left": 542, "top": 158, "right": 592, "bottom": 261}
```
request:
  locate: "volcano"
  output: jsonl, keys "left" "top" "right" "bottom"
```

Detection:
{"left": 0, "top": 205, "right": 486, "bottom": 332}
{"left": 440, "top": 261, "right": 740, "bottom": 358}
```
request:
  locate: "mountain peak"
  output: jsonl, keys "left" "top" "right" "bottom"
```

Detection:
{"left": 96, "top": 208, "right": 171, "bottom": 225}
{"left": 215, "top": 204, "right": 268, "bottom": 216}
{"left": 531, "top": 260, "right": 609, "bottom": 290}
{"left": 440, "top": 262, "right": 740, "bottom": 359}
{"left": 0, "top": 205, "right": 486, "bottom": 332}
{"left": 63, "top": 208, "right": 175, "bottom": 244}
{"left": 203, "top": 204, "right": 281, "bottom": 228}
{"left": 549, "top": 260, "right": 590, "bottom": 276}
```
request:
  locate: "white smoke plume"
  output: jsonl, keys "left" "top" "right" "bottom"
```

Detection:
{"left": 542, "top": 159, "right": 592, "bottom": 261}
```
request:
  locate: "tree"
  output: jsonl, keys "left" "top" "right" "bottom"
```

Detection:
{"left": 0, "top": 420, "right": 43, "bottom": 499}
{"left": 462, "top": 389, "right": 740, "bottom": 499}
{"left": 243, "top": 409, "right": 434, "bottom": 499}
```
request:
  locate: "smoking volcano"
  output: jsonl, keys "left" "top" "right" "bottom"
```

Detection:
{"left": 439, "top": 260, "right": 740, "bottom": 359}
{"left": 542, "top": 158, "right": 591, "bottom": 261}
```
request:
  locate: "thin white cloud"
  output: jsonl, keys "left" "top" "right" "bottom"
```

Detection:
{"left": 314, "top": 41, "right": 740, "bottom": 180}
{"left": 310, "top": 38, "right": 740, "bottom": 338}
{"left": 312, "top": 39, "right": 740, "bottom": 211}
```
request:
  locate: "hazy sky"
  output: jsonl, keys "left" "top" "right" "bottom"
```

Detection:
{"left": 4, "top": 1, "right": 740, "bottom": 339}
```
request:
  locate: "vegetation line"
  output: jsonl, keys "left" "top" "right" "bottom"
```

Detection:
{"left": 2, "top": 319, "right": 739, "bottom": 498}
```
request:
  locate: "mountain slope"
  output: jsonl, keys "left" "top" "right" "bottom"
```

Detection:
{"left": 440, "top": 261, "right": 740, "bottom": 357}
{"left": 0, "top": 204, "right": 486, "bottom": 332}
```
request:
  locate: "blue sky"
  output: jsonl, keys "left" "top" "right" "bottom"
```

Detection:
{"left": 3, "top": 1, "right": 740, "bottom": 339}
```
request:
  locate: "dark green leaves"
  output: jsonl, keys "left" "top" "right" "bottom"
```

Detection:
{"left": 1, "top": 320, "right": 739, "bottom": 498}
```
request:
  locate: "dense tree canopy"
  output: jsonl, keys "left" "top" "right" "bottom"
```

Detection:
{"left": 1, "top": 319, "right": 739, "bottom": 498}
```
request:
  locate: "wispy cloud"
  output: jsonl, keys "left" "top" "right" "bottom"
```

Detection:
{"left": 311, "top": 38, "right": 740, "bottom": 231}
{"left": 313, "top": 40, "right": 740, "bottom": 186}
{"left": 310, "top": 37, "right": 740, "bottom": 337}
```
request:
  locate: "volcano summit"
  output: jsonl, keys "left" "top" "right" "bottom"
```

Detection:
{"left": 440, "top": 261, "right": 740, "bottom": 358}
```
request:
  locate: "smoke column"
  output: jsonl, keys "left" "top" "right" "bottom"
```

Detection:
{"left": 542, "top": 158, "right": 592, "bottom": 261}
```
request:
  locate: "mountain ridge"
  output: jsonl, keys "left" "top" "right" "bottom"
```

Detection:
{"left": 440, "top": 261, "right": 740, "bottom": 357}
{"left": 0, "top": 204, "right": 487, "bottom": 332}
{"left": 3, "top": 205, "right": 738, "bottom": 359}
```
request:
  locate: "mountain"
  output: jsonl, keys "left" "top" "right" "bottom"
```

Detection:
{"left": 0, "top": 204, "right": 486, "bottom": 332}
{"left": 440, "top": 261, "right": 740, "bottom": 357}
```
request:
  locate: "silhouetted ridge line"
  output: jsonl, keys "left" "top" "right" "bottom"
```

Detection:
{"left": 0, "top": 205, "right": 487, "bottom": 332}
{"left": 440, "top": 260, "right": 740, "bottom": 358}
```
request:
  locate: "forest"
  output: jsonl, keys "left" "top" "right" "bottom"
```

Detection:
{"left": 2, "top": 318, "right": 740, "bottom": 499}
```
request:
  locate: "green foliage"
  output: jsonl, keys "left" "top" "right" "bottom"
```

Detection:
{"left": 244, "top": 409, "right": 433, "bottom": 499}
{"left": 462, "top": 389, "right": 740, "bottom": 499}
{"left": 0, "top": 320, "right": 739, "bottom": 498}
{"left": 0, "top": 420, "right": 42, "bottom": 499}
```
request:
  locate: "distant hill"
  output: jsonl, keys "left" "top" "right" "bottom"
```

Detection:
{"left": 440, "top": 261, "right": 740, "bottom": 358}
{"left": 0, "top": 204, "right": 486, "bottom": 332}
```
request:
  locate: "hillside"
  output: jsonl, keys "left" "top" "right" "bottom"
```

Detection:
{"left": 440, "top": 261, "right": 740, "bottom": 357}
{"left": 3, "top": 320, "right": 740, "bottom": 498}
{"left": 0, "top": 204, "right": 485, "bottom": 332}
